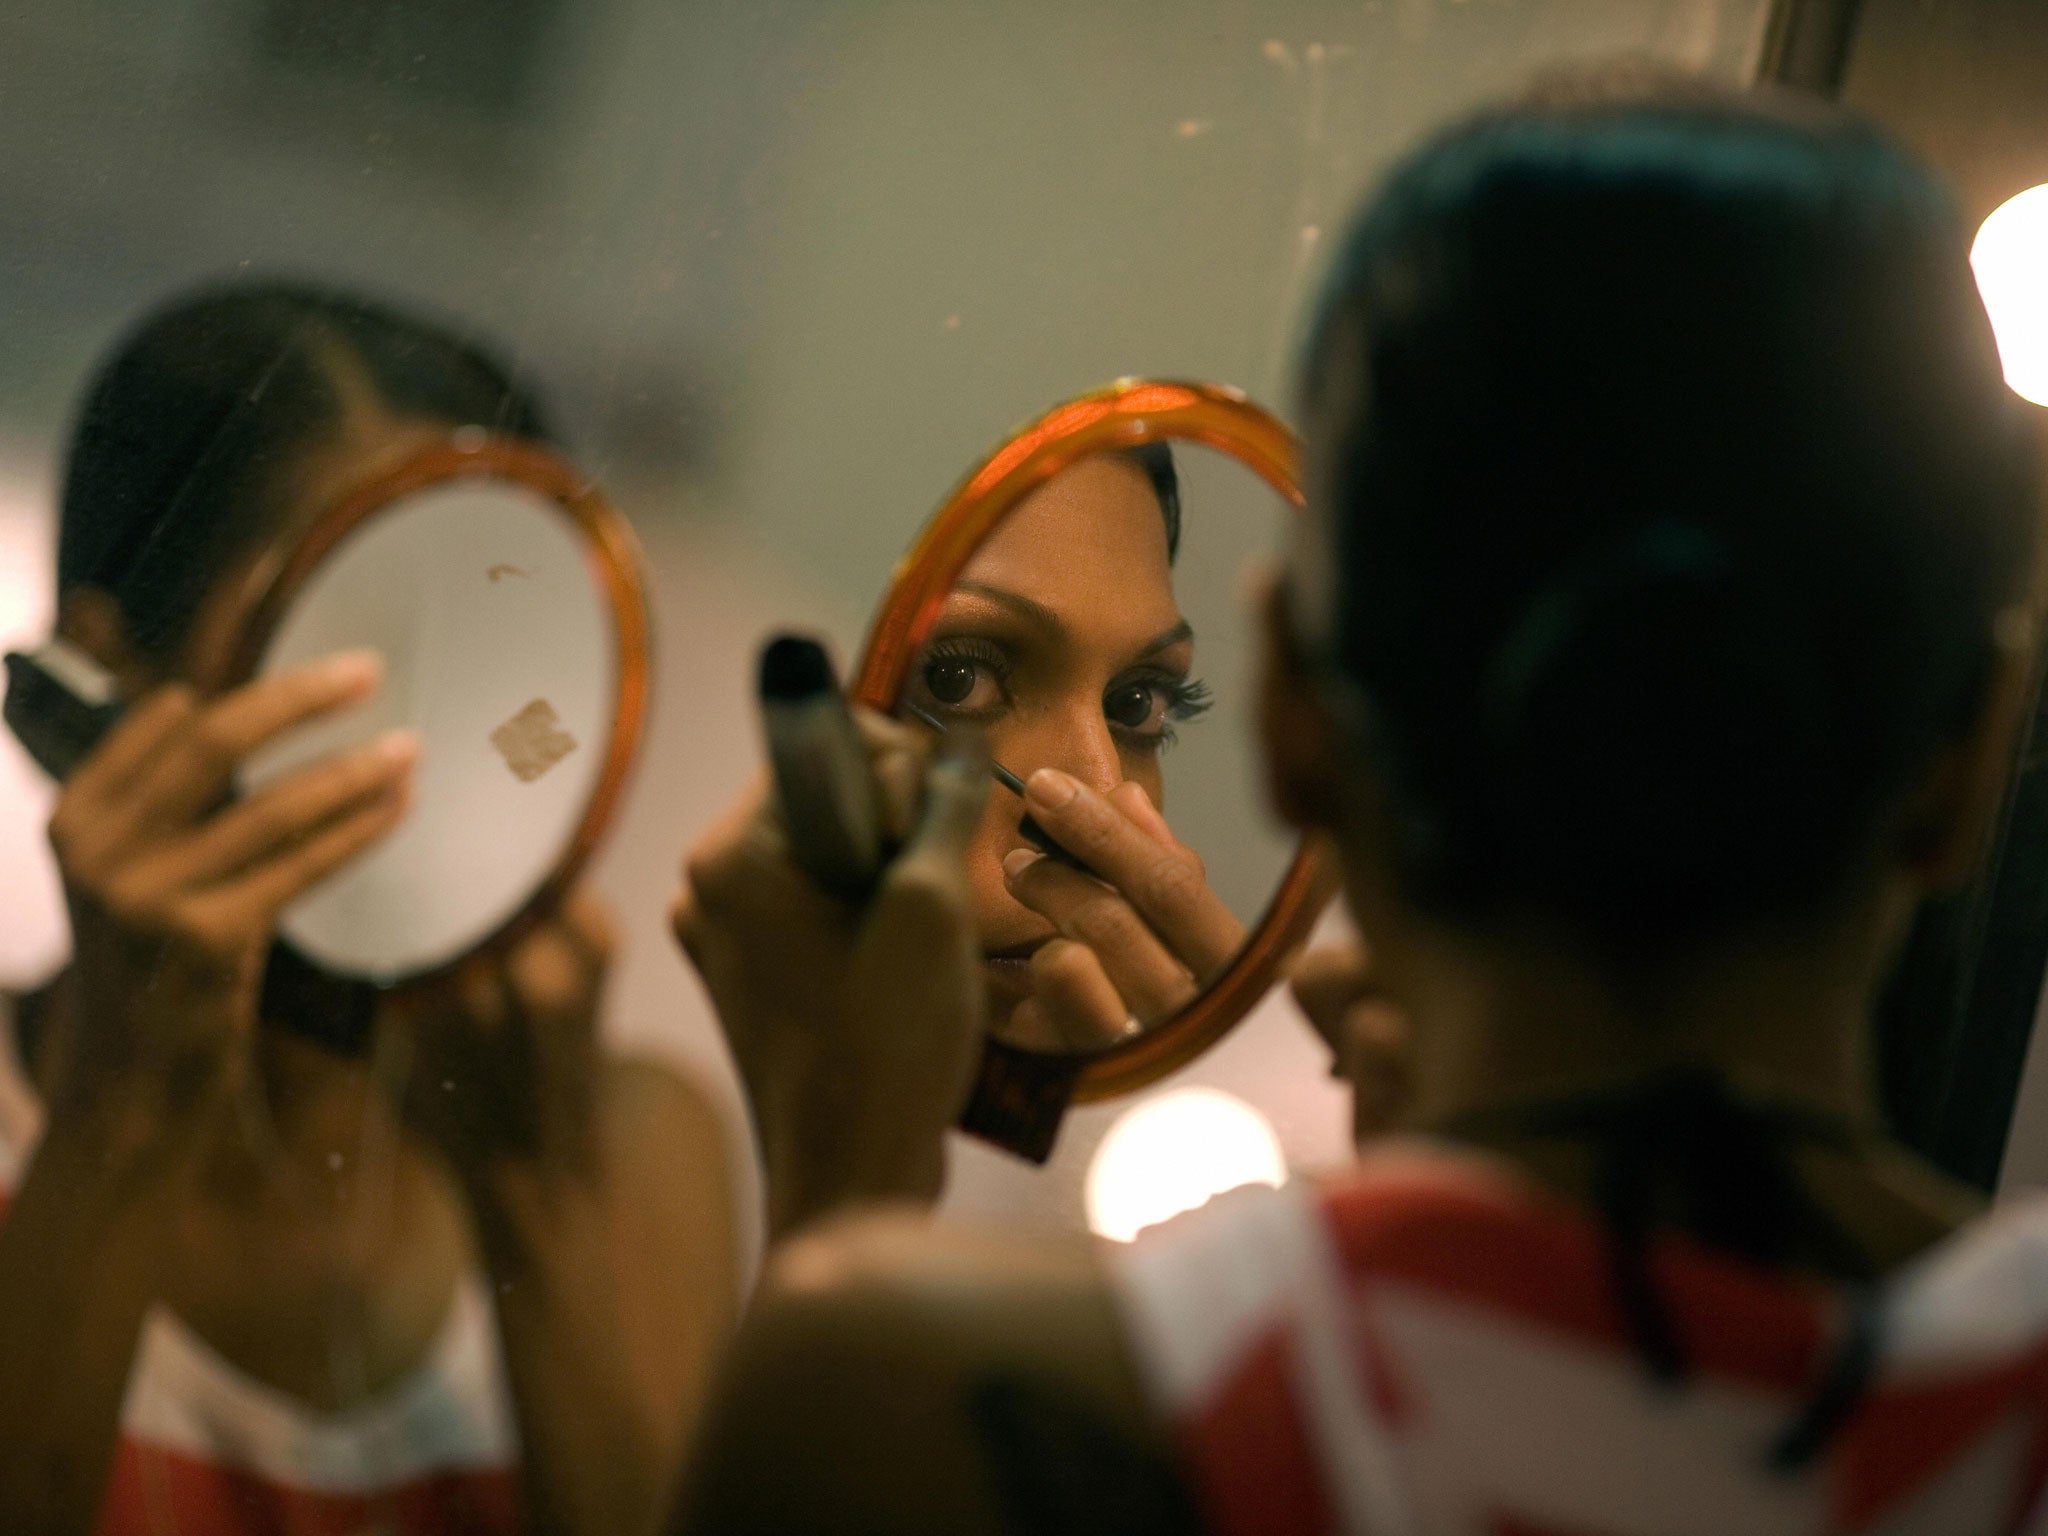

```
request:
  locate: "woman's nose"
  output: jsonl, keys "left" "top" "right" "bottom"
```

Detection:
{"left": 1034, "top": 703, "right": 1122, "bottom": 796}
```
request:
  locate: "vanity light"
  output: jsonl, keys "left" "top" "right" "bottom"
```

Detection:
{"left": 1085, "top": 1086, "right": 1286, "bottom": 1242}
{"left": 1972, "top": 183, "right": 2048, "bottom": 408}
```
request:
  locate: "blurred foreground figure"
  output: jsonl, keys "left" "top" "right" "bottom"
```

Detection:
{"left": 0, "top": 283, "right": 737, "bottom": 1536}
{"left": 671, "top": 70, "right": 2048, "bottom": 1536}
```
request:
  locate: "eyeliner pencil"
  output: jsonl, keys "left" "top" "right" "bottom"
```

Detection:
{"left": 902, "top": 702, "right": 1093, "bottom": 876}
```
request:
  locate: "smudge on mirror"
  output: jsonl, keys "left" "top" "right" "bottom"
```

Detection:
{"left": 491, "top": 697, "right": 579, "bottom": 782}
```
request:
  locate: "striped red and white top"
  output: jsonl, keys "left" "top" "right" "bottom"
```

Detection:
{"left": 1110, "top": 1143, "right": 2048, "bottom": 1536}
{"left": 0, "top": 1015, "right": 523, "bottom": 1536}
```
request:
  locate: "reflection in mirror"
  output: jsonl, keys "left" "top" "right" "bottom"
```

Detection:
{"left": 900, "top": 442, "right": 1297, "bottom": 1055}
{"left": 0, "top": 0, "right": 1797, "bottom": 1528}
{"left": 0, "top": 283, "right": 737, "bottom": 1536}
{"left": 240, "top": 470, "right": 633, "bottom": 983}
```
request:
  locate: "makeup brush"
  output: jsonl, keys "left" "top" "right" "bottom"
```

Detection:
{"left": 902, "top": 702, "right": 1094, "bottom": 876}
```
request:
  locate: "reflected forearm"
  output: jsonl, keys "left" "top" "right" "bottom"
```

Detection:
{"left": 0, "top": 1093, "right": 201, "bottom": 1535}
{"left": 756, "top": 1095, "right": 947, "bottom": 1245}
{"left": 671, "top": 1214, "right": 1179, "bottom": 1536}
{"left": 458, "top": 1067, "right": 741, "bottom": 1536}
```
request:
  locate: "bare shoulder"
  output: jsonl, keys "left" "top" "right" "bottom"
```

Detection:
{"left": 741, "top": 1208, "right": 1131, "bottom": 1405}
{"left": 675, "top": 1211, "right": 1198, "bottom": 1536}
{"left": 773, "top": 1206, "right": 1105, "bottom": 1298}
{"left": 597, "top": 1053, "right": 735, "bottom": 1168}
{"left": 589, "top": 1054, "right": 743, "bottom": 1320}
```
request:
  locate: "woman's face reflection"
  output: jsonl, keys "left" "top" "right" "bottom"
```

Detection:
{"left": 906, "top": 453, "right": 1210, "bottom": 1046}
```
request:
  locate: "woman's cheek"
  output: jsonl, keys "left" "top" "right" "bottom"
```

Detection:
{"left": 1132, "top": 755, "right": 1168, "bottom": 815}
{"left": 962, "top": 787, "right": 1015, "bottom": 938}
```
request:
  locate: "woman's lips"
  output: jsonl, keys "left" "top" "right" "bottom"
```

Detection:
{"left": 981, "top": 937, "right": 1048, "bottom": 1007}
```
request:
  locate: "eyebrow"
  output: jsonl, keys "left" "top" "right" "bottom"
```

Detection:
{"left": 954, "top": 581, "right": 1062, "bottom": 634}
{"left": 1137, "top": 620, "right": 1194, "bottom": 657}
{"left": 950, "top": 581, "right": 1193, "bottom": 659}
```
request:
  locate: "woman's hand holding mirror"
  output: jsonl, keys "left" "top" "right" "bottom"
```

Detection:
{"left": 1288, "top": 938, "right": 1410, "bottom": 1142}
{"left": 397, "top": 886, "right": 616, "bottom": 1186}
{"left": 675, "top": 715, "right": 991, "bottom": 1239}
{"left": 44, "top": 651, "right": 414, "bottom": 1120}
{"left": 1001, "top": 769, "right": 1245, "bottom": 1051}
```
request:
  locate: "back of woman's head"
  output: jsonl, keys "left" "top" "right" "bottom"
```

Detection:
{"left": 1295, "top": 70, "right": 2040, "bottom": 948}
{"left": 60, "top": 279, "right": 554, "bottom": 662}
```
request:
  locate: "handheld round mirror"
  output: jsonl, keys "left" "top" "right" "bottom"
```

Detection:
{"left": 227, "top": 437, "right": 649, "bottom": 1021}
{"left": 855, "top": 380, "right": 1337, "bottom": 1159}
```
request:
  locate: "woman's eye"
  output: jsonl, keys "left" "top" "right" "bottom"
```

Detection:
{"left": 919, "top": 653, "right": 1004, "bottom": 713}
{"left": 1105, "top": 674, "right": 1211, "bottom": 749}
{"left": 1104, "top": 681, "right": 1165, "bottom": 733}
{"left": 925, "top": 657, "right": 978, "bottom": 704}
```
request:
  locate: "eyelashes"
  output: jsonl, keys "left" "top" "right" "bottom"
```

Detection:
{"left": 1164, "top": 677, "right": 1214, "bottom": 723}
{"left": 1104, "top": 670, "right": 1213, "bottom": 752}
{"left": 1148, "top": 674, "right": 1214, "bottom": 752}
{"left": 913, "top": 635, "right": 1213, "bottom": 750}
{"left": 925, "top": 635, "right": 1008, "bottom": 671}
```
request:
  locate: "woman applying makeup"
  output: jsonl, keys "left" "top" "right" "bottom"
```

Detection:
{"left": 904, "top": 444, "right": 1246, "bottom": 1053}
{"left": 673, "top": 73, "right": 2048, "bottom": 1534}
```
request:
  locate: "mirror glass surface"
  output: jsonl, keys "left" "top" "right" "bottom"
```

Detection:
{"left": 0, "top": 3, "right": 1778, "bottom": 1169}
{"left": 897, "top": 440, "right": 1296, "bottom": 1055}
{"left": 240, "top": 476, "right": 618, "bottom": 980}
{"left": 0, "top": 0, "right": 1785, "bottom": 1432}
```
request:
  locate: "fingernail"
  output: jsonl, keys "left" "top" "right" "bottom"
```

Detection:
{"left": 1002, "top": 848, "right": 1041, "bottom": 880}
{"left": 373, "top": 728, "right": 420, "bottom": 766}
{"left": 1025, "top": 767, "right": 1077, "bottom": 811}
{"left": 323, "top": 649, "right": 384, "bottom": 691}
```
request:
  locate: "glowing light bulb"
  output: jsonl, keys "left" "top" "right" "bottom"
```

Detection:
{"left": 1972, "top": 184, "right": 2048, "bottom": 408}
{"left": 1085, "top": 1087, "right": 1286, "bottom": 1242}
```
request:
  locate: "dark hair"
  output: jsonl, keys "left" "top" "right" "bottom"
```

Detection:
{"left": 60, "top": 279, "right": 556, "bottom": 660}
{"left": 1122, "top": 441, "right": 1181, "bottom": 560}
{"left": 1300, "top": 74, "right": 2038, "bottom": 946}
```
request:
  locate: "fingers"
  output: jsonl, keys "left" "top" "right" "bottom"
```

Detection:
{"left": 1286, "top": 940, "right": 1409, "bottom": 1140}
{"left": 1288, "top": 938, "right": 1377, "bottom": 1029}
{"left": 900, "top": 736, "right": 990, "bottom": 866}
{"left": 555, "top": 887, "right": 618, "bottom": 971}
{"left": 853, "top": 706, "right": 925, "bottom": 846}
{"left": 505, "top": 925, "right": 594, "bottom": 1027}
{"left": 430, "top": 891, "right": 613, "bottom": 1049}
{"left": 504, "top": 892, "right": 615, "bottom": 1026}
{"left": 208, "top": 774, "right": 411, "bottom": 926}
{"left": 849, "top": 705, "right": 919, "bottom": 759}
{"left": 1003, "top": 849, "right": 1194, "bottom": 1021}
{"left": 1346, "top": 1001, "right": 1411, "bottom": 1140}
{"left": 65, "top": 684, "right": 195, "bottom": 805}
{"left": 862, "top": 739, "right": 990, "bottom": 979}
{"left": 151, "top": 729, "right": 418, "bottom": 890}
{"left": 1020, "top": 769, "right": 1245, "bottom": 978}
{"left": 1024, "top": 939, "right": 1145, "bottom": 1051}
{"left": 680, "top": 771, "right": 849, "bottom": 944}
{"left": 51, "top": 687, "right": 201, "bottom": 871}
{"left": 869, "top": 745, "right": 924, "bottom": 849}
{"left": 1108, "top": 780, "right": 1175, "bottom": 846}
{"left": 458, "top": 952, "right": 518, "bottom": 1035}
{"left": 130, "top": 650, "right": 385, "bottom": 828}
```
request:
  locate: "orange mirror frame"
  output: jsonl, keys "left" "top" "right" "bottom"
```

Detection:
{"left": 852, "top": 380, "right": 1339, "bottom": 1159}
{"left": 216, "top": 437, "right": 652, "bottom": 1047}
